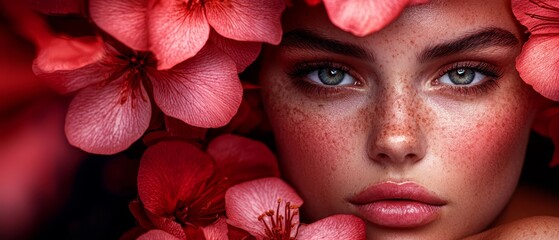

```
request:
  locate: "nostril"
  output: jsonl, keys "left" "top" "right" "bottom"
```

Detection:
{"left": 377, "top": 153, "right": 389, "bottom": 159}
{"left": 405, "top": 153, "right": 418, "bottom": 160}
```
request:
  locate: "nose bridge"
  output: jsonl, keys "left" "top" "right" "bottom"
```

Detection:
{"left": 368, "top": 80, "right": 427, "bottom": 165}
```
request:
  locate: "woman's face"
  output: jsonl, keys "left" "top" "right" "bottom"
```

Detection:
{"left": 259, "top": 0, "right": 546, "bottom": 239}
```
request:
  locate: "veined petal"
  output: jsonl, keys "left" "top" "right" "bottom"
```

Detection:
{"left": 32, "top": 36, "right": 107, "bottom": 94}
{"left": 137, "top": 141, "right": 214, "bottom": 215}
{"left": 151, "top": 44, "right": 242, "bottom": 128}
{"left": 516, "top": 36, "right": 559, "bottom": 101}
{"left": 225, "top": 177, "right": 303, "bottom": 238}
{"left": 65, "top": 77, "right": 151, "bottom": 154}
{"left": 322, "top": 0, "right": 413, "bottom": 36}
{"left": 205, "top": 0, "right": 285, "bottom": 44}
{"left": 90, "top": 0, "right": 149, "bottom": 51}
{"left": 137, "top": 230, "right": 181, "bottom": 240}
{"left": 149, "top": 0, "right": 210, "bottom": 70}
{"left": 202, "top": 217, "right": 228, "bottom": 240}
{"left": 297, "top": 215, "right": 366, "bottom": 240}
{"left": 145, "top": 210, "right": 187, "bottom": 239}
{"left": 209, "top": 32, "right": 262, "bottom": 72}
{"left": 207, "top": 134, "right": 279, "bottom": 185}
{"left": 512, "top": 0, "right": 559, "bottom": 35}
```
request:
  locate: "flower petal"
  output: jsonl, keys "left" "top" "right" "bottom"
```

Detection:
{"left": 137, "top": 230, "right": 181, "bottom": 240}
{"left": 137, "top": 141, "right": 214, "bottom": 215}
{"left": 512, "top": 0, "right": 559, "bottom": 35}
{"left": 304, "top": 0, "right": 322, "bottom": 6}
{"left": 297, "top": 215, "right": 366, "bottom": 240}
{"left": 516, "top": 36, "right": 559, "bottom": 101}
{"left": 129, "top": 200, "right": 155, "bottom": 230}
{"left": 149, "top": 0, "right": 210, "bottom": 69}
{"left": 205, "top": 0, "right": 285, "bottom": 44}
{"left": 145, "top": 210, "right": 187, "bottom": 239}
{"left": 31, "top": 0, "right": 84, "bottom": 14}
{"left": 202, "top": 217, "right": 228, "bottom": 240}
{"left": 90, "top": 0, "right": 149, "bottom": 51}
{"left": 32, "top": 36, "right": 107, "bottom": 94}
{"left": 209, "top": 32, "right": 262, "bottom": 72}
{"left": 151, "top": 44, "right": 242, "bottom": 128}
{"left": 208, "top": 134, "right": 279, "bottom": 186}
{"left": 322, "top": 0, "right": 412, "bottom": 36}
{"left": 225, "top": 177, "right": 303, "bottom": 238}
{"left": 65, "top": 77, "right": 151, "bottom": 154}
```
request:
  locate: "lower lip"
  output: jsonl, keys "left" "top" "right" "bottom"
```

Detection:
{"left": 355, "top": 200, "right": 441, "bottom": 228}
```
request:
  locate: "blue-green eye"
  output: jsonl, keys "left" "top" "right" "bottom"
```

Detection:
{"left": 307, "top": 67, "right": 356, "bottom": 86}
{"left": 439, "top": 68, "right": 486, "bottom": 85}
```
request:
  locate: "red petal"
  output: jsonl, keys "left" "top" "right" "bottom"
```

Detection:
{"left": 31, "top": 0, "right": 84, "bottom": 14}
{"left": 137, "top": 141, "right": 214, "bottom": 215}
{"left": 65, "top": 78, "right": 151, "bottom": 154}
{"left": 202, "top": 217, "right": 229, "bottom": 240}
{"left": 512, "top": 0, "right": 559, "bottom": 35}
{"left": 119, "top": 226, "right": 147, "bottom": 240}
{"left": 137, "top": 230, "right": 181, "bottom": 240}
{"left": 145, "top": 210, "right": 187, "bottom": 239}
{"left": 297, "top": 215, "right": 366, "bottom": 239}
{"left": 208, "top": 134, "right": 279, "bottom": 186}
{"left": 164, "top": 116, "right": 208, "bottom": 142}
{"left": 32, "top": 36, "right": 107, "bottom": 94}
{"left": 90, "top": 0, "right": 149, "bottom": 51}
{"left": 304, "top": 0, "right": 322, "bottom": 6}
{"left": 209, "top": 32, "right": 262, "bottom": 72}
{"left": 516, "top": 36, "right": 559, "bottom": 101}
{"left": 149, "top": 0, "right": 210, "bottom": 69}
{"left": 322, "top": 0, "right": 412, "bottom": 36}
{"left": 150, "top": 44, "right": 242, "bottom": 128}
{"left": 129, "top": 200, "right": 155, "bottom": 230}
{"left": 205, "top": 0, "right": 285, "bottom": 44}
{"left": 225, "top": 177, "right": 303, "bottom": 238}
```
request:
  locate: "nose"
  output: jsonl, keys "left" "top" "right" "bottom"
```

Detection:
{"left": 367, "top": 88, "right": 427, "bottom": 165}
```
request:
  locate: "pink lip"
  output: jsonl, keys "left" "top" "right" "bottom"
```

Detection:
{"left": 348, "top": 181, "right": 447, "bottom": 229}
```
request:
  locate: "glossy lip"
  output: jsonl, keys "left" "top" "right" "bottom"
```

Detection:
{"left": 348, "top": 181, "right": 447, "bottom": 229}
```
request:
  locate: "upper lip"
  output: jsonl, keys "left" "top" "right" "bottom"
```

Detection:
{"left": 348, "top": 181, "right": 447, "bottom": 206}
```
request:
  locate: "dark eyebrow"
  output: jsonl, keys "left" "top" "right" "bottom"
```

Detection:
{"left": 419, "top": 28, "right": 519, "bottom": 62}
{"left": 281, "top": 29, "right": 374, "bottom": 61}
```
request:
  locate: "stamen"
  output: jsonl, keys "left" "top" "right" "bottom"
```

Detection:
{"left": 257, "top": 198, "right": 300, "bottom": 240}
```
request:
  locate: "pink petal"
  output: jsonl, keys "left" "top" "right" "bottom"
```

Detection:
{"left": 205, "top": 0, "right": 285, "bottom": 44}
{"left": 32, "top": 36, "right": 107, "bottom": 94}
{"left": 225, "top": 177, "right": 303, "bottom": 238}
{"left": 207, "top": 134, "right": 279, "bottom": 185}
{"left": 137, "top": 141, "right": 214, "bottom": 215}
{"left": 202, "top": 217, "right": 229, "bottom": 240}
{"left": 297, "top": 215, "right": 366, "bottom": 240}
{"left": 89, "top": 0, "right": 149, "bottom": 51}
{"left": 65, "top": 77, "right": 151, "bottom": 154}
{"left": 209, "top": 32, "right": 262, "bottom": 72}
{"left": 149, "top": 0, "right": 210, "bottom": 69}
{"left": 322, "top": 0, "right": 413, "bottom": 36}
{"left": 512, "top": 0, "right": 559, "bottom": 35}
{"left": 137, "top": 230, "right": 181, "bottom": 240}
{"left": 516, "top": 36, "right": 559, "bottom": 101}
{"left": 150, "top": 44, "right": 242, "bottom": 128}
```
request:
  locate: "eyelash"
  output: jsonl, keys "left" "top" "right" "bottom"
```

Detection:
{"left": 433, "top": 61, "right": 503, "bottom": 96}
{"left": 287, "top": 61, "right": 504, "bottom": 97}
{"left": 287, "top": 61, "right": 361, "bottom": 97}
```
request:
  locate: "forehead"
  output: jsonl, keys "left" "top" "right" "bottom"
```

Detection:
{"left": 282, "top": 0, "right": 522, "bottom": 49}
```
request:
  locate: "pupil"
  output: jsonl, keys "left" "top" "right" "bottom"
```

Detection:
{"left": 449, "top": 68, "right": 475, "bottom": 85}
{"left": 318, "top": 68, "right": 345, "bottom": 85}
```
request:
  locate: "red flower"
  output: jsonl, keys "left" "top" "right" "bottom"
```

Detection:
{"left": 129, "top": 134, "right": 280, "bottom": 239}
{"left": 33, "top": 37, "right": 241, "bottom": 154}
{"left": 89, "top": 0, "right": 285, "bottom": 70}
{"left": 512, "top": 0, "right": 559, "bottom": 101}
{"left": 306, "top": 0, "right": 428, "bottom": 36}
{"left": 225, "top": 177, "right": 366, "bottom": 239}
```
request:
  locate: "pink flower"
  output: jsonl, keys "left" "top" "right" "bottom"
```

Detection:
{"left": 33, "top": 37, "right": 241, "bottom": 154}
{"left": 226, "top": 177, "right": 366, "bottom": 239}
{"left": 89, "top": 0, "right": 285, "bottom": 70}
{"left": 306, "top": 0, "right": 428, "bottom": 36}
{"left": 128, "top": 134, "right": 280, "bottom": 239}
{"left": 512, "top": 0, "right": 559, "bottom": 101}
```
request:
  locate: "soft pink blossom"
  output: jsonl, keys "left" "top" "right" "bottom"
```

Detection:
{"left": 306, "top": 0, "right": 428, "bottom": 36}
{"left": 128, "top": 134, "right": 279, "bottom": 239}
{"left": 89, "top": 0, "right": 285, "bottom": 70}
{"left": 33, "top": 37, "right": 241, "bottom": 154}
{"left": 512, "top": 0, "right": 559, "bottom": 101}
{"left": 226, "top": 177, "right": 366, "bottom": 239}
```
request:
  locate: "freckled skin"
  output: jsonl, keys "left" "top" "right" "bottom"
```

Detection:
{"left": 259, "top": 0, "right": 548, "bottom": 239}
